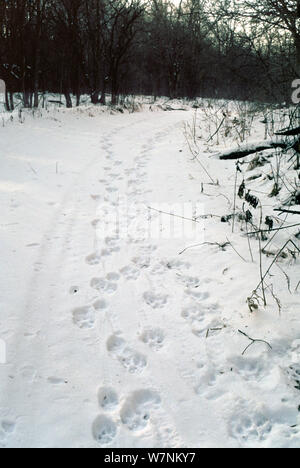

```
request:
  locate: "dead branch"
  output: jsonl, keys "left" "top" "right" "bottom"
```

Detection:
{"left": 179, "top": 241, "right": 230, "bottom": 255}
{"left": 207, "top": 115, "right": 226, "bottom": 143}
{"left": 253, "top": 239, "right": 300, "bottom": 295}
{"left": 147, "top": 206, "right": 201, "bottom": 224}
{"left": 246, "top": 223, "right": 300, "bottom": 235}
{"left": 238, "top": 330, "right": 272, "bottom": 355}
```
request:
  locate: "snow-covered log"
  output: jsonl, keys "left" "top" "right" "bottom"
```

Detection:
{"left": 275, "top": 126, "right": 300, "bottom": 136}
{"left": 215, "top": 140, "right": 287, "bottom": 160}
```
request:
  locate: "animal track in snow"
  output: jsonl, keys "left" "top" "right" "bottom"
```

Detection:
{"left": 105, "top": 236, "right": 120, "bottom": 248}
{"left": 91, "top": 194, "right": 102, "bottom": 202}
{"left": 106, "top": 272, "right": 121, "bottom": 282}
{"left": 48, "top": 377, "right": 66, "bottom": 385}
{"left": 230, "top": 356, "right": 269, "bottom": 382}
{"left": 143, "top": 291, "right": 168, "bottom": 309}
{"left": 139, "top": 244, "right": 157, "bottom": 255}
{"left": 98, "top": 387, "right": 119, "bottom": 412}
{"left": 109, "top": 173, "right": 123, "bottom": 181}
{"left": 99, "top": 248, "right": 111, "bottom": 257}
{"left": 128, "top": 179, "right": 142, "bottom": 187}
{"left": 182, "top": 303, "right": 220, "bottom": 337}
{"left": 120, "top": 265, "right": 140, "bottom": 281}
{"left": 229, "top": 408, "right": 272, "bottom": 445}
{"left": 194, "top": 369, "right": 226, "bottom": 401}
{"left": 91, "top": 277, "right": 118, "bottom": 295}
{"left": 91, "top": 219, "right": 100, "bottom": 228}
{"left": 72, "top": 306, "right": 95, "bottom": 329}
{"left": 150, "top": 263, "right": 166, "bottom": 276}
{"left": 107, "top": 335, "right": 147, "bottom": 374}
{"left": 163, "top": 259, "right": 191, "bottom": 272}
{"left": 92, "top": 415, "right": 117, "bottom": 446}
{"left": 93, "top": 299, "right": 108, "bottom": 311}
{"left": 103, "top": 238, "right": 121, "bottom": 254}
{"left": 132, "top": 256, "right": 151, "bottom": 269}
{"left": 182, "top": 304, "right": 206, "bottom": 324}
{"left": 86, "top": 253, "right": 101, "bottom": 265}
{"left": 1, "top": 420, "right": 16, "bottom": 435}
{"left": 106, "top": 187, "right": 118, "bottom": 194}
{"left": 184, "top": 289, "right": 210, "bottom": 301}
{"left": 177, "top": 275, "right": 201, "bottom": 288}
{"left": 140, "top": 328, "right": 165, "bottom": 351}
{"left": 120, "top": 390, "right": 161, "bottom": 432}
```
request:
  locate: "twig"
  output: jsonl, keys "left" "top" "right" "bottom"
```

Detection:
{"left": 258, "top": 202, "right": 267, "bottom": 306}
{"left": 179, "top": 241, "right": 230, "bottom": 255}
{"left": 193, "top": 154, "right": 217, "bottom": 185}
{"left": 226, "top": 237, "right": 247, "bottom": 262}
{"left": 147, "top": 206, "right": 201, "bottom": 224}
{"left": 246, "top": 221, "right": 254, "bottom": 262}
{"left": 28, "top": 163, "right": 37, "bottom": 175}
{"left": 246, "top": 223, "right": 300, "bottom": 235}
{"left": 207, "top": 115, "right": 226, "bottom": 143}
{"left": 206, "top": 327, "right": 224, "bottom": 338}
{"left": 276, "top": 264, "right": 292, "bottom": 294}
{"left": 254, "top": 239, "right": 300, "bottom": 294}
{"left": 232, "top": 163, "right": 239, "bottom": 233}
{"left": 238, "top": 330, "right": 272, "bottom": 356}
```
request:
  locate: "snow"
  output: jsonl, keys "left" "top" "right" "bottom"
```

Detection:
{"left": 0, "top": 100, "right": 299, "bottom": 448}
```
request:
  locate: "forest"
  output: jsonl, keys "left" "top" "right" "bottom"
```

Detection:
{"left": 0, "top": 0, "right": 299, "bottom": 109}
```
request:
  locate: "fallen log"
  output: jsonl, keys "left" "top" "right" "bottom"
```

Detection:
{"left": 274, "top": 208, "right": 300, "bottom": 215}
{"left": 275, "top": 126, "right": 300, "bottom": 136}
{"left": 215, "top": 140, "right": 287, "bottom": 160}
{"left": 48, "top": 99, "right": 64, "bottom": 105}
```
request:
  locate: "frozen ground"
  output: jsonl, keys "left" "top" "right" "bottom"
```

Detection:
{"left": 0, "top": 100, "right": 299, "bottom": 448}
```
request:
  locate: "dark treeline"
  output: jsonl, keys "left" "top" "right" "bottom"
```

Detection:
{"left": 0, "top": 0, "right": 298, "bottom": 109}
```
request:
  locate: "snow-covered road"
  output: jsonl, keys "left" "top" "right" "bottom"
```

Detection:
{"left": 0, "top": 107, "right": 299, "bottom": 448}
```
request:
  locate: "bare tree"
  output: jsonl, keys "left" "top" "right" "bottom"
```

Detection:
{"left": 217, "top": 0, "right": 300, "bottom": 75}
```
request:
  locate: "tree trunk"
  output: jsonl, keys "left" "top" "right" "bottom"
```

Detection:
{"left": 111, "top": 73, "right": 119, "bottom": 105}
{"left": 64, "top": 91, "right": 72, "bottom": 108}
{"left": 91, "top": 90, "right": 100, "bottom": 104}
{"left": 9, "top": 92, "right": 14, "bottom": 111}
{"left": 33, "top": 22, "right": 42, "bottom": 107}
{"left": 23, "top": 91, "right": 31, "bottom": 108}
{"left": 5, "top": 87, "right": 10, "bottom": 111}
{"left": 100, "top": 76, "right": 107, "bottom": 105}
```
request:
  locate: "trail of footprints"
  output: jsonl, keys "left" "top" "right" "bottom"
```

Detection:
{"left": 72, "top": 132, "right": 232, "bottom": 444}
{"left": 92, "top": 387, "right": 162, "bottom": 446}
